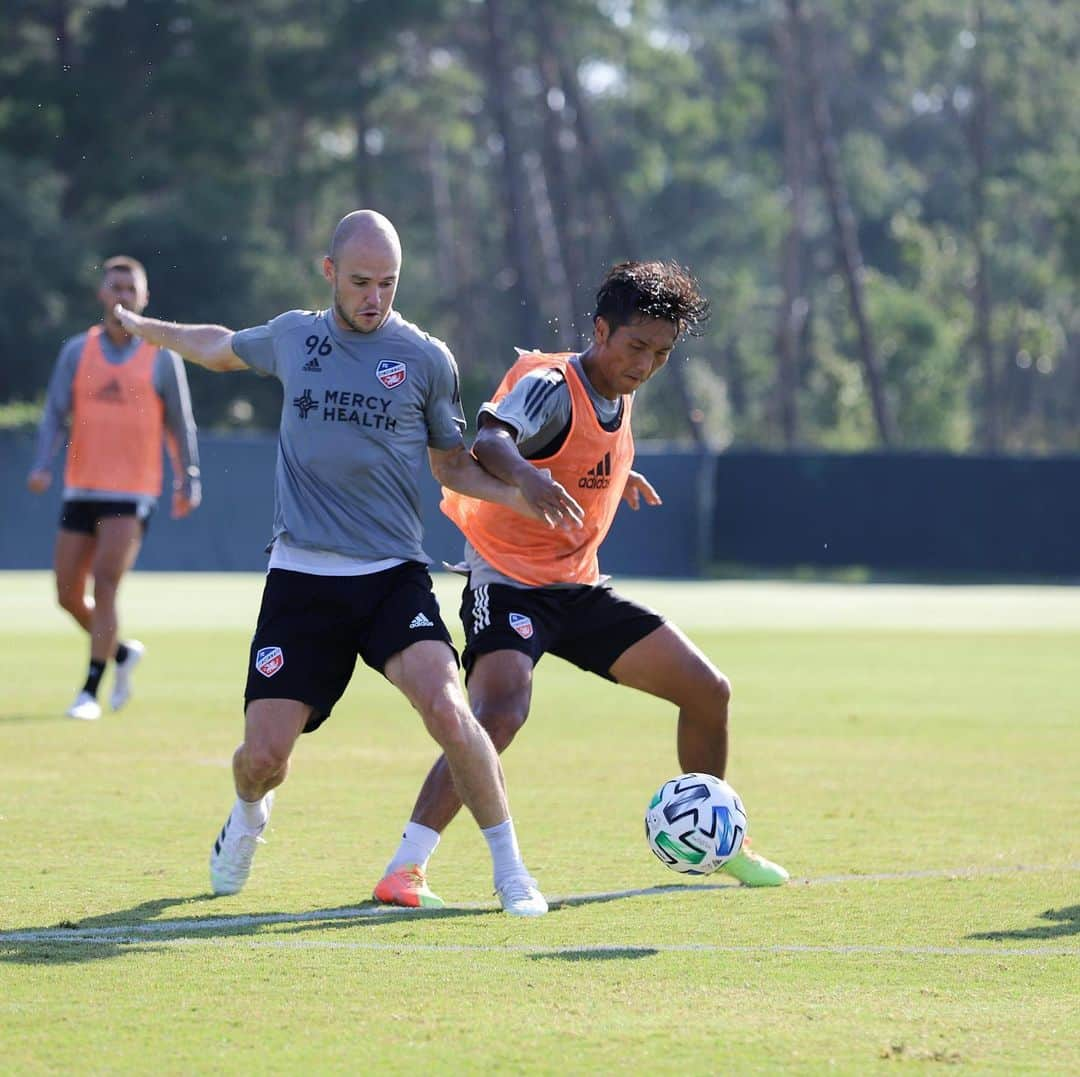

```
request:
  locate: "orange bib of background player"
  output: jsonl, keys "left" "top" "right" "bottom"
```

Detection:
{"left": 65, "top": 325, "right": 165, "bottom": 496}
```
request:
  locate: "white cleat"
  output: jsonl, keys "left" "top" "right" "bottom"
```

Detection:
{"left": 66, "top": 691, "right": 102, "bottom": 721}
{"left": 209, "top": 791, "right": 275, "bottom": 896}
{"left": 110, "top": 639, "right": 146, "bottom": 711}
{"left": 496, "top": 875, "right": 548, "bottom": 917}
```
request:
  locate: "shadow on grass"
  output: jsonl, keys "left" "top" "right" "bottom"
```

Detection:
{"left": 528, "top": 947, "right": 659, "bottom": 962}
{"left": 0, "top": 713, "right": 70, "bottom": 725}
{"left": 0, "top": 892, "right": 495, "bottom": 966}
{"left": 0, "top": 881, "right": 738, "bottom": 966}
{"left": 967, "top": 905, "right": 1080, "bottom": 942}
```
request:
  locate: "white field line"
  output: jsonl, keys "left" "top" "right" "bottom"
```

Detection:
{"left": 1, "top": 861, "right": 1078, "bottom": 950}
{"left": 28, "top": 939, "right": 1075, "bottom": 958}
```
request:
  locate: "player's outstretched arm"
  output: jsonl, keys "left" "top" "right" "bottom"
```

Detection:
{"left": 470, "top": 421, "right": 584, "bottom": 530}
{"left": 114, "top": 304, "right": 248, "bottom": 372}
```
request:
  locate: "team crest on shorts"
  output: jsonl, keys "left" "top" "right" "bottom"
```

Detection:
{"left": 375, "top": 359, "right": 407, "bottom": 389}
{"left": 509, "top": 612, "right": 534, "bottom": 639}
{"left": 255, "top": 646, "right": 284, "bottom": 677}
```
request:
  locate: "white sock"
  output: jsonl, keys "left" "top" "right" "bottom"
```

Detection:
{"left": 234, "top": 795, "right": 270, "bottom": 832}
{"left": 387, "top": 822, "right": 441, "bottom": 873}
{"left": 482, "top": 818, "right": 527, "bottom": 886}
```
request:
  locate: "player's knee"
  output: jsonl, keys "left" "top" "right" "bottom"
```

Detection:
{"left": 240, "top": 739, "right": 291, "bottom": 781}
{"left": 681, "top": 669, "right": 731, "bottom": 736}
{"left": 56, "top": 587, "right": 82, "bottom": 615}
{"left": 714, "top": 671, "right": 732, "bottom": 710}
{"left": 93, "top": 569, "right": 123, "bottom": 595}
{"left": 422, "top": 695, "right": 474, "bottom": 750}
{"left": 679, "top": 666, "right": 730, "bottom": 714}
{"left": 474, "top": 703, "right": 528, "bottom": 752}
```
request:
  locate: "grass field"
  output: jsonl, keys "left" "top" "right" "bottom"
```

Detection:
{"left": 1, "top": 571, "right": 1078, "bottom": 1074}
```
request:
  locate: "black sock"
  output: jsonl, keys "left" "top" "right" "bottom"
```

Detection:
{"left": 115, "top": 642, "right": 129, "bottom": 665}
{"left": 83, "top": 660, "right": 107, "bottom": 697}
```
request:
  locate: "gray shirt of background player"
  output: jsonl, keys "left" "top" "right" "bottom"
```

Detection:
{"left": 32, "top": 330, "right": 201, "bottom": 502}
{"left": 233, "top": 308, "right": 465, "bottom": 563}
{"left": 463, "top": 354, "right": 625, "bottom": 589}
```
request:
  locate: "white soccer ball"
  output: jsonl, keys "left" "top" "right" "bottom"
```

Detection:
{"left": 645, "top": 773, "right": 747, "bottom": 875}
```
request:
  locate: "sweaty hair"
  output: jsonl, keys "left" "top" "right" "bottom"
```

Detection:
{"left": 102, "top": 255, "right": 147, "bottom": 289}
{"left": 594, "top": 261, "right": 710, "bottom": 338}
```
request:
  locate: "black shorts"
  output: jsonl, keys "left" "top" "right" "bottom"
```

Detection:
{"left": 459, "top": 580, "right": 665, "bottom": 682}
{"left": 244, "top": 563, "right": 456, "bottom": 733}
{"left": 60, "top": 498, "right": 153, "bottom": 536}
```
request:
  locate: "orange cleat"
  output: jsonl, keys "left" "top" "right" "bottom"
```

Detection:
{"left": 372, "top": 864, "right": 445, "bottom": 909}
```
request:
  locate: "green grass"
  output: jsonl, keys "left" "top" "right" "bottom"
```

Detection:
{"left": 1, "top": 572, "right": 1078, "bottom": 1074}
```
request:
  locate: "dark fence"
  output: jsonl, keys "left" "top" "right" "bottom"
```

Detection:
{"left": 711, "top": 451, "right": 1080, "bottom": 576}
{"left": 1, "top": 433, "right": 706, "bottom": 576}
{"left": 3, "top": 432, "right": 1078, "bottom": 578}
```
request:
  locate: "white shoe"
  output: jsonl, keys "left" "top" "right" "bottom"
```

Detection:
{"left": 66, "top": 691, "right": 102, "bottom": 721}
{"left": 110, "top": 640, "right": 145, "bottom": 711}
{"left": 209, "top": 791, "right": 275, "bottom": 896}
{"left": 495, "top": 874, "right": 548, "bottom": 917}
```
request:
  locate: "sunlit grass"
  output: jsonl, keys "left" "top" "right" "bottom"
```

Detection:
{"left": 1, "top": 574, "right": 1077, "bottom": 1072}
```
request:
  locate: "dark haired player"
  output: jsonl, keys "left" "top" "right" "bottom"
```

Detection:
{"left": 375, "top": 261, "right": 788, "bottom": 908}
{"left": 116, "top": 210, "right": 566, "bottom": 915}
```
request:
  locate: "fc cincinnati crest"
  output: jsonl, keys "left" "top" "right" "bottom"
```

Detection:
{"left": 509, "top": 613, "right": 534, "bottom": 639}
{"left": 255, "top": 646, "right": 284, "bottom": 677}
{"left": 376, "top": 359, "right": 407, "bottom": 389}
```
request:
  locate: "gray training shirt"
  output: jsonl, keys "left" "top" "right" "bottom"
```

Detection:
{"left": 232, "top": 308, "right": 465, "bottom": 563}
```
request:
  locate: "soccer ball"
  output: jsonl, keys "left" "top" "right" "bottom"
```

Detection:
{"left": 644, "top": 773, "right": 747, "bottom": 875}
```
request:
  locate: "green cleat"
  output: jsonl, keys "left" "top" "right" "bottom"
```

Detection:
{"left": 720, "top": 839, "right": 789, "bottom": 887}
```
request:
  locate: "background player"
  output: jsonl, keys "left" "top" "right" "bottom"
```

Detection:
{"left": 27, "top": 256, "right": 202, "bottom": 721}
{"left": 375, "top": 260, "right": 788, "bottom": 908}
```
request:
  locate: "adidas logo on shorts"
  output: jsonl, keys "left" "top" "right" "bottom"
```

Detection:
{"left": 409, "top": 612, "right": 434, "bottom": 629}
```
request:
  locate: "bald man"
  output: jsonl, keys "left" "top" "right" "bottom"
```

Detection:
{"left": 117, "top": 211, "right": 573, "bottom": 914}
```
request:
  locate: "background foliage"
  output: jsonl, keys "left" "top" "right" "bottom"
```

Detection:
{"left": 2, "top": 0, "right": 1077, "bottom": 450}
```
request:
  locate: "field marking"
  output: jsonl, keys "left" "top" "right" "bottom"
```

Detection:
{"left": 1, "top": 861, "right": 1077, "bottom": 949}
{"left": 1, "top": 936, "right": 1075, "bottom": 958}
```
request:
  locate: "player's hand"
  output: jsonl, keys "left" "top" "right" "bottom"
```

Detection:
{"left": 113, "top": 303, "right": 144, "bottom": 336}
{"left": 171, "top": 488, "right": 201, "bottom": 519}
{"left": 519, "top": 467, "right": 585, "bottom": 530}
{"left": 26, "top": 469, "right": 52, "bottom": 494}
{"left": 621, "top": 470, "right": 662, "bottom": 511}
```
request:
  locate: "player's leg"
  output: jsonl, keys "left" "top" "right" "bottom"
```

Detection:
{"left": 609, "top": 621, "right": 730, "bottom": 778}
{"left": 88, "top": 513, "right": 143, "bottom": 665}
{"left": 375, "top": 649, "right": 534, "bottom": 908}
{"left": 54, "top": 524, "right": 103, "bottom": 719}
{"left": 376, "top": 578, "right": 548, "bottom": 911}
{"left": 610, "top": 622, "right": 787, "bottom": 886}
{"left": 405, "top": 649, "right": 536, "bottom": 835}
{"left": 233, "top": 697, "right": 313, "bottom": 801}
{"left": 386, "top": 641, "right": 511, "bottom": 829}
{"left": 209, "top": 697, "right": 312, "bottom": 896}
{"left": 100, "top": 506, "right": 153, "bottom": 711}
{"left": 53, "top": 526, "right": 96, "bottom": 633}
{"left": 67, "top": 513, "right": 143, "bottom": 718}
{"left": 210, "top": 568, "right": 352, "bottom": 895}
{"left": 383, "top": 639, "right": 545, "bottom": 915}
{"left": 560, "top": 588, "right": 787, "bottom": 888}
